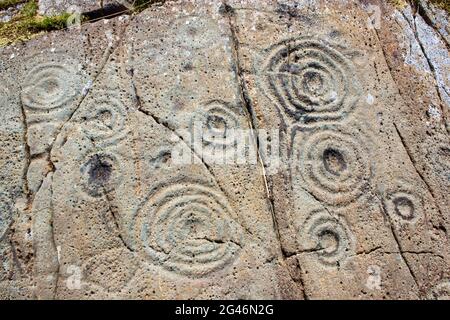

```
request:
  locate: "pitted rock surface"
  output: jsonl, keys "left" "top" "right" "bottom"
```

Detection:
{"left": 38, "top": 0, "right": 122, "bottom": 16}
{"left": 0, "top": 0, "right": 449, "bottom": 299}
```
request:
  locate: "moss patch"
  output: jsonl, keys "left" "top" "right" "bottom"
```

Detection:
{"left": 0, "top": 0, "right": 168, "bottom": 47}
{"left": 19, "top": 0, "right": 37, "bottom": 17}
{"left": 0, "top": 0, "right": 73, "bottom": 46}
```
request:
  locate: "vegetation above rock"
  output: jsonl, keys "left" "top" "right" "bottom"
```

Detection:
{"left": 0, "top": 0, "right": 448, "bottom": 47}
{"left": 0, "top": 0, "right": 72, "bottom": 46}
{"left": 0, "top": 0, "right": 161, "bottom": 47}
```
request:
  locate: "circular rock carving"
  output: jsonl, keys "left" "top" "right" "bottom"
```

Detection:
{"left": 81, "top": 96, "right": 127, "bottom": 144}
{"left": 134, "top": 183, "right": 241, "bottom": 277}
{"left": 384, "top": 182, "right": 423, "bottom": 223}
{"left": 260, "top": 37, "right": 361, "bottom": 126}
{"left": 0, "top": 192, "right": 13, "bottom": 240}
{"left": 301, "top": 209, "right": 355, "bottom": 267}
{"left": 191, "top": 101, "right": 241, "bottom": 161}
{"left": 428, "top": 281, "right": 450, "bottom": 300}
{"left": 21, "top": 62, "right": 82, "bottom": 111}
{"left": 79, "top": 152, "right": 122, "bottom": 198}
{"left": 293, "top": 127, "right": 372, "bottom": 206}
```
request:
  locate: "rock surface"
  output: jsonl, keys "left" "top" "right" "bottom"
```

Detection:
{"left": 0, "top": 0, "right": 449, "bottom": 299}
{"left": 38, "top": 0, "right": 121, "bottom": 16}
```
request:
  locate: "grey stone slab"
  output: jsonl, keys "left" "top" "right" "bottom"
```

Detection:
{"left": 0, "top": 0, "right": 449, "bottom": 300}
{"left": 228, "top": 0, "right": 449, "bottom": 299}
{"left": 0, "top": 14, "right": 129, "bottom": 299}
{"left": 38, "top": 0, "right": 121, "bottom": 16}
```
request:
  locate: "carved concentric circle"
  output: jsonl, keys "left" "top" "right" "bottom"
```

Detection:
{"left": 301, "top": 209, "right": 355, "bottom": 267}
{"left": 383, "top": 181, "right": 423, "bottom": 224}
{"left": 81, "top": 95, "right": 127, "bottom": 143}
{"left": 21, "top": 62, "right": 82, "bottom": 111}
{"left": 79, "top": 152, "right": 123, "bottom": 198}
{"left": 293, "top": 127, "right": 372, "bottom": 206}
{"left": 190, "top": 101, "right": 241, "bottom": 161}
{"left": 260, "top": 37, "right": 361, "bottom": 126}
{"left": 134, "top": 182, "right": 242, "bottom": 277}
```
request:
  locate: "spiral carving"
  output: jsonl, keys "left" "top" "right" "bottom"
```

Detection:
{"left": 260, "top": 37, "right": 361, "bottom": 126}
{"left": 81, "top": 95, "right": 127, "bottom": 145}
{"left": 301, "top": 209, "right": 355, "bottom": 267}
{"left": 133, "top": 182, "right": 242, "bottom": 277}
{"left": 21, "top": 62, "right": 82, "bottom": 111}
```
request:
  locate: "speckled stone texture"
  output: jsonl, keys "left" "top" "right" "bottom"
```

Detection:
{"left": 38, "top": 0, "right": 121, "bottom": 16}
{"left": 0, "top": 0, "right": 449, "bottom": 300}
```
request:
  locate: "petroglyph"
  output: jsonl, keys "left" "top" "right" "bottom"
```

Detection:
{"left": 0, "top": 0, "right": 449, "bottom": 300}
{"left": 259, "top": 37, "right": 361, "bottom": 127}
{"left": 133, "top": 181, "right": 242, "bottom": 278}
{"left": 300, "top": 209, "right": 355, "bottom": 267}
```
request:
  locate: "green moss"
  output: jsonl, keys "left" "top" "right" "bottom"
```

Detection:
{"left": 19, "top": 0, "right": 37, "bottom": 17}
{"left": 0, "top": 0, "right": 26, "bottom": 11}
{"left": 0, "top": 0, "right": 165, "bottom": 46}
{"left": 0, "top": 1, "right": 75, "bottom": 46}
{"left": 24, "top": 13, "right": 71, "bottom": 31}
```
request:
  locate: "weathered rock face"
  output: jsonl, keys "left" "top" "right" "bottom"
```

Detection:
{"left": 0, "top": 0, "right": 449, "bottom": 300}
{"left": 38, "top": 0, "right": 119, "bottom": 16}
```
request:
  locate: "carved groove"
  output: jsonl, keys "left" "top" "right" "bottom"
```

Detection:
{"left": 301, "top": 209, "right": 355, "bottom": 267}
{"left": 21, "top": 62, "right": 82, "bottom": 112}
{"left": 81, "top": 95, "right": 128, "bottom": 145}
{"left": 383, "top": 181, "right": 424, "bottom": 224}
{"left": 260, "top": 37, "right": 361, "bottom": 127}
{"left": 293, "top": 127, "right": 372, "bottom": 207}
{"left": 133, "top": 182, "right": 242, "bottom": 278}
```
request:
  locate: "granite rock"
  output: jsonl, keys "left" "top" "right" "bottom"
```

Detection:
{"left": 0, "top": 0, "right": 449, "bottom": 299}
{"left": 38, "top": 0, "right": 127, "bottom": 16}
